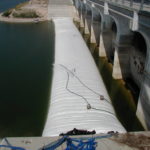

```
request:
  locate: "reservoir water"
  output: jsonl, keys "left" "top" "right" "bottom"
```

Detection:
{"left": 0, "top": 20, "right": 54, "bottom": 137}
{"left": 0, "top": 0, "right": 28, "bottom": 13}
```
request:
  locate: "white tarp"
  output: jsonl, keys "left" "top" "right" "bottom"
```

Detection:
{"left": 42, "top": 18, "right": 126, "bottom": 136}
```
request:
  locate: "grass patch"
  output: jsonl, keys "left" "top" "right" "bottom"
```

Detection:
{"left": 2, "top": 1, "right": 29, "bottom": 17}
{"left": 98, "top": 57, "right": 144, "bottom": 131}
{"left": 13, "top": 11, "right": 39, "bottom": 18}
{"left": 2, "top": 9, "right": 13, "bottom": 17}
{"left": 15, "top": 1, "right": 29, "bottom": 10}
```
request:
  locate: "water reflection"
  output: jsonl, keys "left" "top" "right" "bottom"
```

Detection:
{"left": 0, "top": 0, "right": 28, "bottom": 12}
{"left": 0, "top": 21, "right": 54, "bottom": 137}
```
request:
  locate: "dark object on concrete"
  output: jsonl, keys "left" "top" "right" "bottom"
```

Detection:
{"left": 59, "top": 128, "right": 96, "bottom": 136}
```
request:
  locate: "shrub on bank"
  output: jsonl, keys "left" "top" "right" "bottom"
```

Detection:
{"left": 2, "top": 9, "right": 12, "bottom": 17}
{"left": 12, "top": 11, "right": 39, "bottom": 18}
{"left": 15, "top": 1, "right": 29, "bottom": 10}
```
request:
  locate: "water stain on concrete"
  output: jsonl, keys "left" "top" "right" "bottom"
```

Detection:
{"left": 112, "top": 133, "right": 150, "bottom": 150}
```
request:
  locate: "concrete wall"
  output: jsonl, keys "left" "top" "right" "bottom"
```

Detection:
{"left": 75, "top": 0, "right": 150, "bottom": 130}
{"left": 136, "top": 11, "right": 150, "bottom": 130}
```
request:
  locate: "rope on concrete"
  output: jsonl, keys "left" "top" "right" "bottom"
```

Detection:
{"left": 59, "top": 64, "right": 112, "bottom": 104}
{"left": 58, "top": 64, "right": 115, "bottom": 116}
{"left": 42, "top": 134, "right": 114, "bottom": 150}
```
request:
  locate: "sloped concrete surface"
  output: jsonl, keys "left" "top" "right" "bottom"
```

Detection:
{"left": 48, "top": 0, "right": 76, "bottom": 19}
{"left": 1, "top": 132, "right": 150, "bottom": 150}
{"left": 42, "top": 18, "right": 126, "bottom": 136}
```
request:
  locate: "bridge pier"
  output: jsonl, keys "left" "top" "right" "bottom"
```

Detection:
{"left": 112, "top": 33, "right": 133, "bottom": 79}
{"left": 85, "top": 5, "right": 92, "bottom": 35}
{"left": 90, "top": 23, "right": 97, "bottom": 44}
{"left": 74, "top": 0, "right": 80, "bottom": 18}
{"left": 99, "top": 33, "right": 107, "bottom": 57}
{"left": 112, "top": 43, "right": 131, "bottom": 79}
{"left": 137, "top": 74, "right": 150, "bottom": 130}
{"left": 112, "top": 48, "right": 123, "bottom": 79}
{"left": 76, "top": 0, "right": 150, "bottom": 130}
{"left": 99, "top": 15, "right": 113, "bottom": 58}
{"left": 90, "top": 7, "right": 101, "bottom": 46}
{"left": 84, "top": 14, "right": 90, "bottom": 34}
{"left": 80, "top": 3, "right": 85, "bottom": 28}
{"left": 135, "top": 12, "right": 150, "bottom": 130}
{"left": 107, "top": 15, "right": 132, "bottom": 79}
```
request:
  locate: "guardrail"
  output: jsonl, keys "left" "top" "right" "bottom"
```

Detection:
{"left": 106, "top": 0, "right": 150, "bottom": 12}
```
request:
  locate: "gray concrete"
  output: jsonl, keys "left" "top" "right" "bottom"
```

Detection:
{"left": 75, "top": 0, "right": 150, "bottom": 130}
{"left": 0, "top": 132, "right": 150, "bottom": 150}
{"left": 108, "top": 0, "right": 150, "bottom": 12}
{"left": 49, "top": 0, "right": 73, "bottom": 5}
{"left": 48, "top": 0, "right": 77, "bottom": 19}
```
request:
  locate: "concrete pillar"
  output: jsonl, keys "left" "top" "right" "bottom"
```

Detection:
{"left": 136, "top": 72, "right": 150, "bottom": 130}
{"left": 132, "top": 11, "right": 139, "bottom": 31}
{"left": 136, "top": 98, "right": 148, "bottom": 130}
{"left": 80, "top": 13, "right": 84, "bottom": 28}
{"left": 99, "top": 33, "right": 107, "bottom": 57}
{"left": 84, "top": 18, "right": 90, "bottom": 34}
{"left": 90, "top": 23, "right": 96, "bottom": 43}
{"left": 104, "top": 2, "right": 109, "bottom": 15}
{"left": 112, "top": 48, "right": 123, "bottom": 79}
{"left": 112, "top": 44, "right": 131, "bottom": 79}
{"left": 75, "top": 0, "right": 80, "bottom": 16}
{"left": 85, "top": 4, "right": 92, "bottom": 35}
{"left": 135, "top": 11, "right": 150, "bottom": 130}
{"left": 90, "top": 6, "right": 101, "bottom": 45}
{"left": 76, "top": 7, "right": 80, "bottom": 18}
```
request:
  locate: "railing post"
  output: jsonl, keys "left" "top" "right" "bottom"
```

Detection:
{"left": 140, "top": 0, "right": 144, "bottom": 10}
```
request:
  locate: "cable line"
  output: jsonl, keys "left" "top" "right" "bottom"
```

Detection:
{"left": 66, "top": 72, "right": 89, "bottom": 105}
{"left": 59, "top": 64, "right": 112, "bottom": 104}
{"left": 58, "top": 64, "right": 115, "bottom": 116}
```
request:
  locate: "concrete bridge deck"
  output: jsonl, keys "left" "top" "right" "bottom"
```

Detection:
{"left": 1, "top": 0, "right": 150, "bottom": 149}
{"left": 42, "top": 18, "right": 125, "bottom": 136}
{"left": 106, "top": 0, "right": 150, "bottom": 12}
{"left": 48, "top": 0, "right": 77, "bottom": 18}
{"left": 0, "top": 132, "right": 150, "bottom": 149}
{"left": 75, "top": 0, "right": 150, "bottom": 130}
{"left": 42, "top": 0, "right": 129, "bottom": 137}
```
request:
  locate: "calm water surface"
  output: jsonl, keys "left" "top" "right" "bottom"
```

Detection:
{"left": 0, "top": 21, "right": 54, "bottom": 137}
{"left": 0, "top": 0, "right": 28, "bottom": 12}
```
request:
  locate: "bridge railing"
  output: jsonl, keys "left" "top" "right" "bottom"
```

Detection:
{"left": 107, "top": 0, "right": 150, "bottom": 12}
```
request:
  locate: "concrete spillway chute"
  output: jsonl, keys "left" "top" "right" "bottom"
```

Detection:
{"left": 42, "top": 18, "right": 126, "bottom": 136}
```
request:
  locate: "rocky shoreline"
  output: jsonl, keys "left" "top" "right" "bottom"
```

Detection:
{"left": 0, "top": 0, "right": 49, "bottom": 23}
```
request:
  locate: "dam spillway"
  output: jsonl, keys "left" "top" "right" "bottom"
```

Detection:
{"left": 42, "top": 18, "right": 126, "bottom": 136}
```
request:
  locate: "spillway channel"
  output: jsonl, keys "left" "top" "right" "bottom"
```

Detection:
{"left": 42, "top": 18, "right": 126, "bottom": 136}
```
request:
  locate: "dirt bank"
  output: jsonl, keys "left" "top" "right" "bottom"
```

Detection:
{"left": 0, "top": 0, "right": 49, "bottom": 23}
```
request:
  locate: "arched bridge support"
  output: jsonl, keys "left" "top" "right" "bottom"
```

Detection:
{"left": 109, "top": 11, "right": 133, "bottom": 80}
{"left": 135, "top": 12, "right": 150, "bottom": 130}
{"left": 99, "top": 5, "right": 133, "bottom": 80}
{"left": 74, "top": 0, "right": 150, "bottom": 130}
